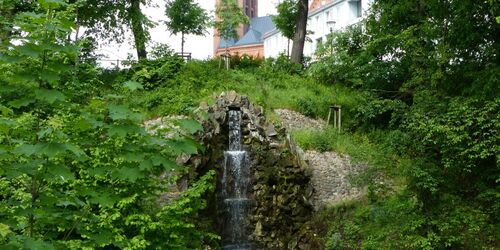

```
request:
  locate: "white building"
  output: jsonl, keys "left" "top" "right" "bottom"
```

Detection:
{"left": 263, "top": 0, "right": 373, "bottom": 58}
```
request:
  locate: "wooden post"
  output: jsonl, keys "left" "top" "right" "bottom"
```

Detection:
{"left": 326, "top": 109, "right": 332, "bottom": 126}
{"left": 333, "top": 110, "right": 337, "bottom": 127}
{"left": 338, "top": 107, "right": 341, "bottom": 131}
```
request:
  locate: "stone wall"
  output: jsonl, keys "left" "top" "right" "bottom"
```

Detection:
{"left": 192, "top": 91, "right": 316, "bottom": 249}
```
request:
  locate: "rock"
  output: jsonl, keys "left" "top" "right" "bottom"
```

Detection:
{"left": 254, "top": 221, "right": 263, "bottom": 236}
{"left": 241, "top": 95, "right": 250, "bottom": 108}
{"left": 191, "top": 92, "right": 317, "bottom": 250}
{"left": 227, "top": 90, "right": 237, "bottom": 103}
{"left": 199, "top": 101, "right": 208, "bottom": 110}
{"left": 265, "top": 124, "right": 277, "bottom": 137}
{"left": 254, "top": 106, "right": 263, "bottom": 116}
{"left": 176, "top": 153, "right": 190, "bottom": 165}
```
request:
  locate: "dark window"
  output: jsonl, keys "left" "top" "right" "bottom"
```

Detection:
{"left": 357, "top": 0, "right": 362, "bottom": 17}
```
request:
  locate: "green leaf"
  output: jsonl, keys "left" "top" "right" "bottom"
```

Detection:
{"left": 0, "top": 53, "right": 23, "bottom": 63}
{"left": 114, "top": 167, "right": 143, "bottom": 182}
{"left": 64, "top": 144, "right": 86, "bottom": 158}
{"left": 139, "top": 159, "right": 153, "bottom": 170}
{"left": 105, "top": 94, "right": 124, "bottom": 99}
{"left": 123, "top": 80, "right": 144, "bottom": 91}
{"left": 176, "top": 119, "right": 203, "bottom": 134}
{"left": 151, "top": 155, "right": 177, "bottom": 170}
{"left": 88, "top": 192, "right": 117, "bottom": 208}
{"left": 14, "top": 142, "right": 83, "bottom": 158}
{"left": 40, "top": 70, "right": 60, "bottom": 83}
{"left": 85, "top": 230, "right": 113, "bottom": 245}
{"left": 13, "top": 144, "right": 40, "bottom": 156}
{"left": 37, "top": 127, "right": 53, "bottom": 139}
{"left": 8, "top": 97, "right": 35, "bottom": 108}
{"left": 0, "top": 105, "right": 13, "bottom": 116}
{"left": 39, "top": 0, "right": 67, "bottom": 8}
{"left": 123, "top": 152, "right": 145, "bottom": 162}
{"left": 108, "top": 124, "right": 142, "bottom": 137}
{"left": 0, "top": 223, "right": 11, "bottom": 238}
{"left": 0, "top": 118, "right": 15, "bottom": 134}
{"left": 35, "top": 89, "right": 66, "bottom": 104}
{"left": 108, "top": 104, "right": 142, "bottom": 121}
{"left": 47, "top": 164, "right": 75, "bottom": 181}
{"left": 16, "top": 43, "right": 41, "bottom": 57}
{"left": 38, "top": 142, "right": 68, "bottom": 158}
{"left": 24, "top": 238, "right": 55, "bottom": 250}
{"left": 167, "top": 139, "right": 199, "bottom": 155}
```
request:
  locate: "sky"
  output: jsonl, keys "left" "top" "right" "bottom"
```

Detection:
{"left": 98, "top": 0, "right": 279, "bottom": 65}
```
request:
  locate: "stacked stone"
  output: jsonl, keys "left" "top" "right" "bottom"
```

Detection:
{"left": 195, "top": 91, "right": 316, "bottom": 249}
{"left": 197, "top": 90, "right": 280, "bottom": 146}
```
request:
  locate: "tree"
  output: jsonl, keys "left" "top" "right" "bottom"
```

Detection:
{"left": 76, "top": 0, "right": 151, "bottom": 60}
{"left": 0, "top": 1, "right": 216, "bottom": 247}
{"left": 165, "top": 0, "right": 209, "bottom": 56}
{"left": 128, "top": 0, "right": 148, "bottom": 59}
{"left": 214, "top": 0, "right": 249, "bottom": 54}
{"left": 0, "top": 0, "right": 33, "bottom": 43}
{"left": 290, "top": 0, "right": 308, "bottom": 64}
{"left": 273, "top": 0, "right": 298, "bottom": 57}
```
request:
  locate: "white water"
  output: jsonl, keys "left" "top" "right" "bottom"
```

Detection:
{"left": 221, "top": 110, "right": 252, "bottom": 250}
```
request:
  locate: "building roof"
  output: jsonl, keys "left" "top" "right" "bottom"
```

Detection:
{"left": 218, "top": 37, "right": 236, "bottom": 48}
{"left": 218, "top": 16, "right": 276, "bottom": 49}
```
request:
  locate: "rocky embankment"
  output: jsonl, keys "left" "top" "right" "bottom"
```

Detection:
{"left": 274, "top": 109, "right": 365, "bottom": 208}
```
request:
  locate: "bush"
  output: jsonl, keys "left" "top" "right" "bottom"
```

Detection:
{"left": 264, "top": 54, "right": 303, "bottom": 75}
{"left": 231, "top": 54, "right": 264, "bottom": 69}
{"left": 128, "top": 52, "right": 184, "bottom": 90}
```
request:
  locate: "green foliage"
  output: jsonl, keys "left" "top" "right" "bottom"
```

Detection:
{"left": 309, "top": 0, "right": 500, "bottom": 248}
{"left": 76, "top": 0, "right": 153, "bottom": 59}
{"left": 127, "top": 51, "right": 184, "bottom": 90}
{"left": 165, "top": 0, "right": 209, "bottom": 53}
{"left": 214, "top": 0, "right": 249, "bottom": 42}
{"left": 323, "top": 194, "right": 498, "bottom": 250}
{"left": 230, "top": 54, "right": 264, "bottom": 69}
{"left": 0, "top": 2, "right": 217, "bottom": 248}
{"left": 273, "top": 0, "right": 298, "bottom": 40}
{"left": 121, "top": 58, "right": 335, "bottom": 120}
{"left": 265, "top": 54, "right": 303, "bottom": 75}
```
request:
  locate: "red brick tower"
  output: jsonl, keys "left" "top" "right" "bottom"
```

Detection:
{"left": 214, "top": 0, "right": 258, "bottom": 55}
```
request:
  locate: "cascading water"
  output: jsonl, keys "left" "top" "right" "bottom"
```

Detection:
{"left": 221, "top": 108, "right": 252, "bottom": 250}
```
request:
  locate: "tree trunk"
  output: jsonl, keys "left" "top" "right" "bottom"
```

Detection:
{"left": 181, "top": 32, "right": 184, "bottom": 55}
{"left": 287, "top": 39, "right": 290, "bottom": 58}
{"left": 290, "top": 0, "right": 308, "bottom": 64}
{"left": 129, "top": 0, "right": 147, "bottom": 60}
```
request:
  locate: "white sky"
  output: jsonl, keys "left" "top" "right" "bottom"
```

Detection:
{"left": 98, "top": 0, "right": 279, "bottom": 64}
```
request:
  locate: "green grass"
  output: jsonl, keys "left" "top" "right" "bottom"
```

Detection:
{"left": 292, "top": 128, "right": 401, "bottom": 174}
{"left": 122, "top": 60, "right": 365, "bottom": 128}
{"left": 114, "top": 58, "right": 499, "bottom": 249}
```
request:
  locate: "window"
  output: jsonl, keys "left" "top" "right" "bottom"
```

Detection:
{"left": 357, "top": 0, "right": 362, "bottom": 17}
{"left": 316, "top": 37, "right": 323, "bottom": 46}
{"left": 349, "top": 0, "right": 362, "bottom": 18}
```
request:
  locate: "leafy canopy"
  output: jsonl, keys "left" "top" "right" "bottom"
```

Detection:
{"left": 214, "top": 0, "right": 249, "bottom": 42}
{"left": 273, "top": 0, "right": 298, "bottom": 40}
{"left": 165, "top": 0, "right": 209, "bottom": 36}
{"left": 0, "top": 0, "right": 217, "bottom": 248}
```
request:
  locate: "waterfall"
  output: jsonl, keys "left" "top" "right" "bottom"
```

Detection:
{"left": 221, "top": 109, "right": 252, "bottom": 250}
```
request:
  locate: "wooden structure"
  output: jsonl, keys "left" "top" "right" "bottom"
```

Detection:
{"left": 326, "top": 105, "right": 341, "bottom": 131}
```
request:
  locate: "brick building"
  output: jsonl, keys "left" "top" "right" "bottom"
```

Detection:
{"left": 213, "top": 0, "right": 275, "bottom": 58}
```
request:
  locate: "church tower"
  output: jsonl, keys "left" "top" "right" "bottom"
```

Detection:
{"left": 214, "top": 0, "right": 258, "bottom": 55}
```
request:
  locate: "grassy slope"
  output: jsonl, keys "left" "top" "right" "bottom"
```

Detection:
{"left": 119, "top": 59, "right": 497, "bottom": 249}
